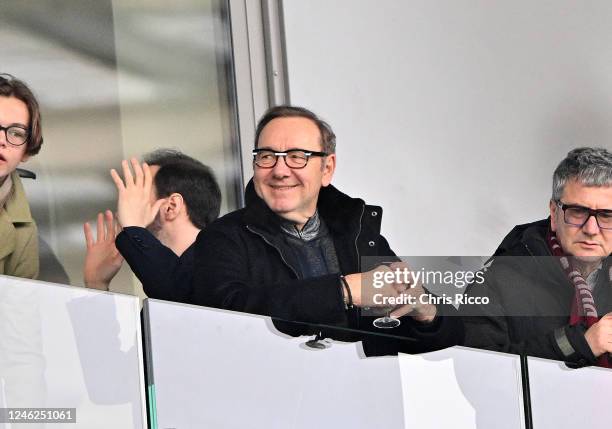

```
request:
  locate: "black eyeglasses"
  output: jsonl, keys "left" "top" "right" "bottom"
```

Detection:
{"left": 556, "top": 201, "right": 612, "bottom": 230}
{"left": 0, "top": 124, "right": 29, "bottom": 147}
{"left": 252, "top": 149, "right": 328, "bottom": 169}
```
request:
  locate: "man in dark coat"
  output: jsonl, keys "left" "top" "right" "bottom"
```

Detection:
{"left": 192, "top": 105, "right": 463, "bottom": 353}
{"left": 462, "top": 147, "right": 612, "bottom": 367}
{"left": 83, "top": 149, "right": 221, "bottom": 302}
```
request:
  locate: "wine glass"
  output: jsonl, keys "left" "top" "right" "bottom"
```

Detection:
{"left": 373, "top": 311, "right": 401, "bottom": 328}
{"left": 372, "top": 261, "right": 402, "bottom": 328}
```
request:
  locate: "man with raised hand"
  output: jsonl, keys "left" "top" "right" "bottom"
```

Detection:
{"left": 193, "top": 105, "right": 462, "bottom": 353}
{"left": 83, "top": 149, "right": 221, "bottom": 302}
{"left": 463, "top": 147, "right": 612, "bottom": 367}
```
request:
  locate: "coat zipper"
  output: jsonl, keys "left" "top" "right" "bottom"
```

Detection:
{"left": 354, "top": 204, "right": 365, "bottom": 272}
{"left": 246, "top": 225, "right": 300, "bottom": 279}
{"left": 525, "top": 240, "right": 576, "bottom": 289}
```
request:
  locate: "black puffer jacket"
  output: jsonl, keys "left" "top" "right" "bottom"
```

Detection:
{"left": 462, "top": 219, "right": 612, "bottom": 366}
{"left": 192, "top": 183, "right": 463, "bottom": 354}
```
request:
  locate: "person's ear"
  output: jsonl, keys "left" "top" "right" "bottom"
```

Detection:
{"left": 321, "top": 153, "right": 336, "bottom": 187}
{"left": 549, "top": 199, "right": 558, "bottom": 232}
{"left": 163, "top": 193, "right": 184, "bottom": 221}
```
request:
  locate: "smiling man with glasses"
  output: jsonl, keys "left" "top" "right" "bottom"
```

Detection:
{"left": 463, "top": 147, "right": 612, "bottom": 367}
{"left": 192, "top": 105, "right": 462, "bottom": 355}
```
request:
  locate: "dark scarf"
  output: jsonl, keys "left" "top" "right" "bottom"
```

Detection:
{"left": 280, "top": 210, "right": 321, "bottom": 241}
{"left": 547, "top": 230, "right": 611, "bottom": 368}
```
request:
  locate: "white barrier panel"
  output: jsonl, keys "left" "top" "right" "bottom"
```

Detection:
{"left": 144, "top": 300, "right": 528, "bottom": 429}
{"left": 143, "top": 299, "right": 405, "bottom": 429}
{"left": 0, "top": 275, "right": 147, "bottom": 429}
{"left": 399, "top": 346, "right": 525, "bottom": 429}
{"left": 527, "top": 356, "right": 612, "bottom": 429}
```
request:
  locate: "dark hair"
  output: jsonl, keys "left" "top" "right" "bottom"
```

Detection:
{"left": 0, "top": 73, "right": 43, "bottom": 156}
{"left": 552, "top": 147, "right": 612, "bottom": 200}
{"left": 254, "top": 105, "right": 336, "bottom": 154}
{"left": 143, "top": 149, "right": 221, "bottom": 229}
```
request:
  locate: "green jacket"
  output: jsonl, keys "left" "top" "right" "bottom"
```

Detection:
{"left": 0, "top": 171, "right": 39, "bottom": 279}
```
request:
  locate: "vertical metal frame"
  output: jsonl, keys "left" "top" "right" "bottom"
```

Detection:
{"left": 262, "top": 0, "right": 290, "bottom": 105}
{"left": 228, "top": 0, "right": 288, "bottom": 193}
{"left": 214, "top": 0, "right": 247, "bottom": 209}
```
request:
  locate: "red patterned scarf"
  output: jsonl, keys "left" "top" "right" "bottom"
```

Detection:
{"left": 547, "top": 230, "right": 611, "bottom": 367}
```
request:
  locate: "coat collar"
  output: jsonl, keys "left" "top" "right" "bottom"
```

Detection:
{"left": 242, "top": 179, "right": 365, "bottom": 237}
{"left": 491, "top": 217, "right": 612, "bottom": 287}
{"left": 4, "top": 172, "right": 34, "bottom": 224}
{"left": 0, "top": 173, "right": 12, "bottom": 207}
{"left": 0, "top": 172, "right": 35, "bottom": 260}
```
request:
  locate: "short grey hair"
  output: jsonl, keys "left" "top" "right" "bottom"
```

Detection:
{"left": 255, "top": 105, "right": 336, "bottom": 154}
{"left": 552, "top": 147, "right": 612, "bottom": 201}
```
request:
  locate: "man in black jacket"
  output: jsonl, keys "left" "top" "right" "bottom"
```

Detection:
{"left": 83, "top": 149, "right": 221, "bottom": 302}
{"left": 192, "top": 105, "right": 462, "bottom": 353}
{"left": 462, "top": 147, "right": 612, "bottom": 367}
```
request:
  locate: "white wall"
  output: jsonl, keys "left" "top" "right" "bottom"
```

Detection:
{"left": 282, "top": 0, "right": 612, "bottom": 255}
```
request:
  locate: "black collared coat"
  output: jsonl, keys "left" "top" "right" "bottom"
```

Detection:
{"left": 192, "top": 184, "right": 463, "bottom": 354}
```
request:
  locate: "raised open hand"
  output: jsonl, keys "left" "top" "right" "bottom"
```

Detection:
{"left": 110, "top": 158, "right": 164, "bottom": 228}
{"left": 83, "top": 210, "right": 124, "bottom": 290}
